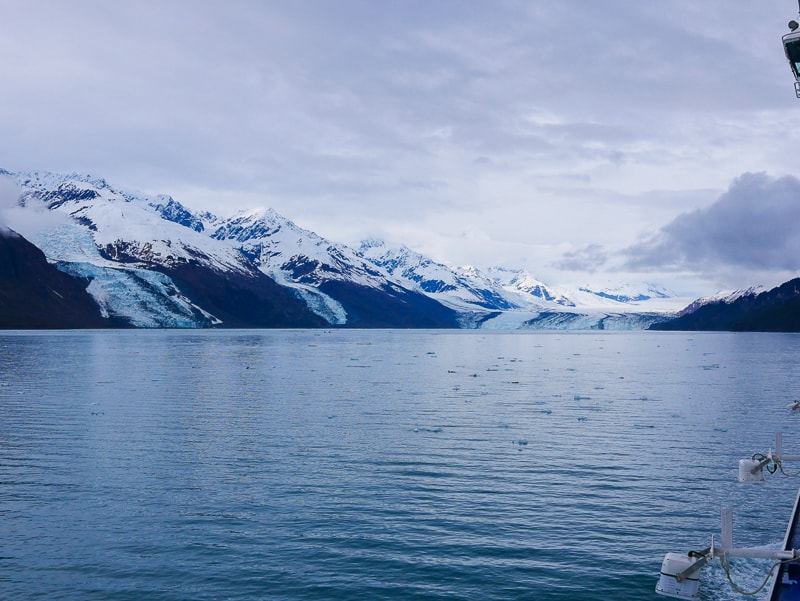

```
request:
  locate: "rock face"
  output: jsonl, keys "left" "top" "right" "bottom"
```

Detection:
{"left": 0, "top": 229, "right": 110, "bottom": 328}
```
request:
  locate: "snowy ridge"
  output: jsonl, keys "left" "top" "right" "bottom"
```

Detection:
{"left": 10, "top": 171, "right": 250, "bottom": 275}
{"left": 677, "top": 286, "right": 766, "bottom": 317}
{"left": 212, "top": 209, "right": 391, "bottom": 288}
{"left": 484, "top": 266, "right": 575, "bottom": 307}
{"left": 358, "top": 239, "right": 682, "bottom": 328}
{"left": 2, "top": 171, "right": 274, "bottom": 326}
{"left": 0, "top": 169, "right": 685, "bottom": 329}
{"left": 578, "top": 282, "right": 671, "bottom": 304}
{"left": 209, "top": 210, "right": 409, "bottom": 324}
{"left": 1, "top": 170, "right": 457, "bottom": 327}
{"left": 358, "top": 240, "right": 518, "bottom": 312}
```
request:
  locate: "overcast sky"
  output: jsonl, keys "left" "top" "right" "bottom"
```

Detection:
{"left": 2, "top": 0, "right": 800, "bottom": 296}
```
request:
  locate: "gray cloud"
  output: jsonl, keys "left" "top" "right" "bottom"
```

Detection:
{"left": 0, "top": 1, "right": 798, "bottom": 295}
{"left": 553, "top": 244, "right": 609, "bottom": 272}
{"left": 623, "top": 172, "right": 800, "bottom": 273}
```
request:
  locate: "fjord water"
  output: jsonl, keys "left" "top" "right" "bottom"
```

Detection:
{"left": 2, "top": 331, "right": 800, "bottom": 600}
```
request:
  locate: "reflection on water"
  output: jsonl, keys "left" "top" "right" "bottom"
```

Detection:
{"left": 1, "top": 330, "right": 800, "bottom": 600}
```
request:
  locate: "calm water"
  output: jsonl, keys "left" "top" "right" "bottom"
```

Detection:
{"left": 2, "top": 330, "right": 800, "bottom": 600}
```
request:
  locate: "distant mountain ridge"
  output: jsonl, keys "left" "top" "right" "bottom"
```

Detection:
{"left": 0, "top": 169, "right": 691, "bottom": 329}
{"left": 673, "top": 286, "right": 765, "bottom": 318}
{"left": 357, "top": 240, "right": 519, "bottom": 312}
{"left": 650, "top": 280, "right": 800, "bottom": 331}
{"left": 356, "top": 238, "right": 676, "bottom": 330}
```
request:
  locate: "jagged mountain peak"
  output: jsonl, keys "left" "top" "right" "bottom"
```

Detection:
{"left": 10, "top": 171, "right": 120, "bottom": 211}
{"left": 359, "top": 241, "right": 519, "bottom": 311}
{"left": 1, "top": 169, "right": 332, "bottom": 327}
{"left": 0, "top": 168, "right": 690, "bottom": 330}
{"left": 214, "top": 207, "right": 341, "bottom": 261}
{"left": 454, "top": 264, "right": 481, "bottom": 277}
{"left": 209, "top": 218, "right": 457, "bottom": 327}
{"left": 485, "top": 266, "right": 574, "bottom": 306}
{"left": 211, "top": 207, "right": 292, "bottom": 244}
{"left": 150, "top": 195, "right": 205, "bottom": 233}
{"left": 359, "top": 238, "right": 430, "bottom": 266}
{"left": 213, "top": 210, "right": 393, "bottom": 294}
{"left": 230, "top": 206, "right": 288, "bottom": 224}
{"left": 4, "top": 169, "right": 252, "bottom": 276}
{"left": 6, "top": 170, "right": 181, "bottom": 217}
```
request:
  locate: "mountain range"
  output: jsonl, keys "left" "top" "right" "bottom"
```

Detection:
{"left": 0, "top": 169, "right": 784, "bottom": 331}
{"left": 650, "top": 280, "right": 800, "bottom": 332}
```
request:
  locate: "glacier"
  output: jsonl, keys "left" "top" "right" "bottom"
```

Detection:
{"left": 7, "top": 220, "right": 220, "bottom": 328}
{"left": 0, "top": 169, "right": 688, "bottom": 330}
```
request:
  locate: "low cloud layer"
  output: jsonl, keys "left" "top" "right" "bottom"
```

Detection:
{"left": 0, "top": 174, "right": 21, "bottom": 232}
{"left": 623, "top": 172, "right": 800, "bottom": 278}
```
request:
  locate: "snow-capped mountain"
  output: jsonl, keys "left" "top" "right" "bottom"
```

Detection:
{"left": 483, "top": 266, "right": 574, "bottom": 307}
{"left": 651, "top": 280, "right": 800, "bottom": 332}
{"left": 2, "top": 171, "right": 326, "bottom": 327}
{"left": 357, "top": 239, "right": 680, "bottom": 329}
{"left": 676, "top": 286, "right": 766, "bottom": 317}
{"left": 211, "top": 209, "right": 385, "bottom": 286}
{"left": 208, "top": 210, "right": 459, "bottom": 327}
{"left": 0, "top": 168, "right": 683, "bottom": 330}
{"left": 0, "top": 170, "right": 457, "bottom": 328}
{"left": 358, "top": 240, "right": 517, "bottom": 313}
